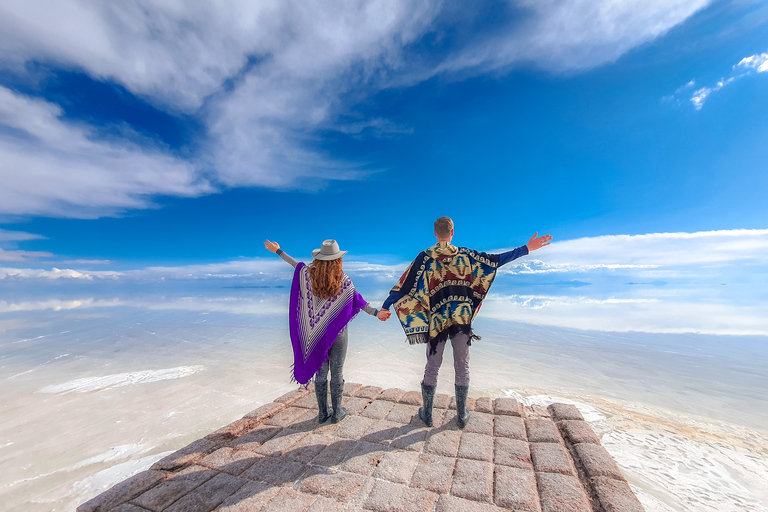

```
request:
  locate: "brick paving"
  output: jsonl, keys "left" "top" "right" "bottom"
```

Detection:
{"left": 78, "top": 384, "right": 645, "bottom": 512}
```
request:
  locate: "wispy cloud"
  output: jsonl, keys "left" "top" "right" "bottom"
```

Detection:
{"left": 0, "top": 1, "right": 711, "bottom": 218}
{"left": 0, "top": 229, "right": 46, "bottom": 242}
{"left": 0, "top": 248, "right": 53, "bottom": 262}
{"left": 0, "top": 267, "right": 122, "bottom": 280}
{"left": 667, "top": 52, "right": 768, "bottom": 109}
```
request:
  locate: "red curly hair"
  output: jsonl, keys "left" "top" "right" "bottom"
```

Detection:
{"left": 309, "top": 258, "right": 344, "bottom": 299}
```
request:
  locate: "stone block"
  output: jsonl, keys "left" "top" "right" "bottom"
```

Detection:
{"left": 232, "top": 425, "right": 283, "bottom": 452}
{"left": 529, "top": 405, "right": 552, "bottom": 418}
{"left": 423, "top": 428, "right": 462, "bottom": 458}
{"left": 525, "top": 418, "right": 562, "bottom": 443}
{"left": 151, "top": 438, "right": 221, "bottom": 471}
{"left": 339, "top": 441, "right": 386, "bottom": 476}
{"left": 461, "top": 411, "right": 493, "bottom": 435}
{"left": 450, "top": 458, "right": 494, "bottom": 503}
{"left": 364, "top": 479, "right": 438, "bottom": 512}
{"left": 288, "top": 409, "right": 324, "bottom": 433}
{"left": 536, "top": 472, "right": 591, "bottom": 512}
{"left": 494, "top": 437, "right": 532, "bottom": 470}
{"left": 342, "top": 396, "right": 372, "bottom": 416}
{"left": 206, "top": 418, "right": 261, "bottom": 444}
{"left": 258, "top": 487, "right": 315, "bottom": 512}
{"left": 303, "top": 437, "right": 350, "bottom": 467}
{"left": 274, "top": 387, "right": 311, "bottom": 405}
{"left": 493, "top": 415, "right": 527, "bottom": 440}
{"left": 283, "top": 432, "right": 334, "bottom": 463}
{"left": 473, "top": 397, "right": 493, "bottom": 414}
{"left": 457, "top": 432, "right": 494, "bottom": 462}
{"left": 255, "top": 428, "right": 309, "bottom": 457}
{"left": 307, "top": 496, "right": 344, "bottom": 512}
{"left": 241, "top": 456, "right": 307, "bottom": 486}
{"left": 385, "top": 403, "right": 419, "bottom": 424}
{"left": 558, "top": 420, "right": 600, "bottom": 445}
{"left": 435, "top": 495, "right": 506, "bottom": 512}
{"left": 164, "top": 472, "right": 247, "bottom": 512}
{"left": 243, "top": 402, "right": 286, "bottom": 422}
{"left": 200, "top": 448, "right": 260, "bottom": 475}
{"left": 292, "top": 392, "right": 323, "bottom": 409}
{"left": 398, "top": 391, "right": 423, "bottom": 406}
{"left": 372, "top": 450, "right": 420, "bottom": 483}
{"left": 547, "top": 403, "right": 584, "bottom": 421}
{"left": 343, "top": 382, "right": 363, "bottom": 396}
{"left": 494, "top": 397, "right": 522, "bottom": 416}
{"left": 133, "top": 465, "right": 217, "bottom": 512}
{"left": 215, "top": 480, "right": 281, "bottom": 511}
{"left": 448, "top": 396, "right": 475, "bottom": 411}
{"left": 360, "top": 399, "right": 395, "bottom": 420}
{"left": 378, "top": 387, "right": 406, "bottom": 402}
{"left": 296, "top": 466, "right": 366, "bottom": 502}
{"left": 361, "top": 419, "right": 401, "bottom": 445}
{"left": 494, "top": 466, "right": 540, "bottom": 511}
{"left": 77, "top": 469, "right": 165, "bottom": 512}
{"left": 333, "top": 415, "right": 374, "bottom": 440}
{"left": 390, "top": 424, "right": 429, "bottom": 452}
{"left": 573, "top": 444, "right": 626, "bottom": 481}
{"left": 409, "top": 453, "right": 454, "bottom": 494}
{"left": 591, "top": 477, "right": 645, "bottom": 512}
{"left": 110, "top": 505, "right": 151, "bottom": 512}
{"left": 530, "top": 443, "right": 576, "bottom": 475}
{"left": 264, "top": 407, "right": 313, "bottom": 428}
{"left": 433, "top": 393, "right": 451, "bottom": 409}
{"left": 353, "top": 385, "right": 383, "bottom": 400}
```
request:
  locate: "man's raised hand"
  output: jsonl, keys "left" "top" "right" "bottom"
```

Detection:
{"left": 264, "top": 240, "right": 280, "bottom": 253}
{"left": 526, "top": 232, "right": 553, "bottom": 252}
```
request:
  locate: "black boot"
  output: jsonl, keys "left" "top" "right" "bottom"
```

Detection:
{"left": 330, "top": 380, "right": 347, "bottom": 424}
{"left": 419, "top": 381, "right": 436, "bottom": 427}
{"left": 315, "top": 380, "right": 333, "bottom": 423}
{"left": 455, "top": 384, "right": 470, "bottom": 429}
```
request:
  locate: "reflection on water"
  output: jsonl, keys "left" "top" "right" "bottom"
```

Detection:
{"left": 1, "top": 277, "right": 767, "bottom": 511}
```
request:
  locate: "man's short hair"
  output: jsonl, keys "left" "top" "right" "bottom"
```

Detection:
{"left": 434, "top": 216, "right": 454, "bottom": 238}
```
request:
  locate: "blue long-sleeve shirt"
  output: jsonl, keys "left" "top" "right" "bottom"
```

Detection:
{"left": 380, "top": 245, "right": 529, "bottom": 310}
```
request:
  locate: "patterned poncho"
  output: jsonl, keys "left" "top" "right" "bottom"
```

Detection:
{"left": 392, "top": 242, "right": 500, "bottom": 355}
{"left": 289, "top": 262, "right": 368, "bottom": 385}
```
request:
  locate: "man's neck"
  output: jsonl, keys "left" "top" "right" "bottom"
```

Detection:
{"left": 436, "top": 238, "right": 452, "bottom": 244}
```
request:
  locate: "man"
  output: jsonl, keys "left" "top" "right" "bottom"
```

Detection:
{"left": 378, "top": 217, "right": 552, "bottom": 428}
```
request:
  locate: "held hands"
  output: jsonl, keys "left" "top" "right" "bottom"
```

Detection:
{"left": 264, "top": 240, "right": 280, "bottom": 253}
{"left": 526, "top": 232, "right": 553, "bottom": 252}
{"left": 377, "top": 309, "right": 391, "bottom": 322}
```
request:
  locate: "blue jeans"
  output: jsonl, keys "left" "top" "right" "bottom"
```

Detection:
{"left": 315, "top": 327, "right": 348, "bottom": 389}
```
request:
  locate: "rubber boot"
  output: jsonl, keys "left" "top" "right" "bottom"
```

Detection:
{"left": 455, "top": 384, "right": 470, "bottom": 429}
{"left": 330, "top": 380, "right": 347, "bottom": 424}
{"left": 419, "top": 381, "right": 436, "bottom": 427}
{"left": 315, "top": 380, "right": 333, "bottom": 424}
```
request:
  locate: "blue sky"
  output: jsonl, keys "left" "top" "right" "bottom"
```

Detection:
{"left": 0, "top": 0, "right": 767, "bottom": 270}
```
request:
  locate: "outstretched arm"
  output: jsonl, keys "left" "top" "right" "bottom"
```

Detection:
{"left": 495, "top": 232, "right": 553, "bottom": 267}
{"left": 264, "top": 240, "right": 299, "bottom": 268}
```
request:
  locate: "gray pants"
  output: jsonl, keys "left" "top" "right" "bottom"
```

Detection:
{"left": 423, "top": 332, "right": 470, "bottom": 387}
{"left": 315, "top": 327, "right": 348, "bottom": 389}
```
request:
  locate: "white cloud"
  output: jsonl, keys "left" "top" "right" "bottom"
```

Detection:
{"left": 499, "top": 228, "right": 768, "bottom": 273}
{"left": 0, "top": 267, "right": 122, "bottom": 280}
{"left": 669, "top": 52, "right": 768, "bottom": 109}
{"left": 0, "top": 1, "right": 711, "bottom": 217}
{"left": 0, "top": 86, "right": 210, "bottom": 218}
{"left": 0, "top": 247, "right": 53, "bottom": 262}
{"left": 0, "top": 229, "right": 46, "bottom": 242}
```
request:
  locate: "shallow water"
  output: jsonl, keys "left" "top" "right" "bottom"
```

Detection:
{"left": 1, "top": 282, "right": 767, "bottom": 511}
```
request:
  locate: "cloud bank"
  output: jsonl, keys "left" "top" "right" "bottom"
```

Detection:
{"left": 0, "top": 0, "right": 711, "bottom": 218}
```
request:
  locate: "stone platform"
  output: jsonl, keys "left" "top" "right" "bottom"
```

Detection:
{"left": 78, "top": 383, "right": 644, "bottom": 512}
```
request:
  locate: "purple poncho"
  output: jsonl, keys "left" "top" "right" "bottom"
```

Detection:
{"left": 289, "top": 262, "right": 368, "bottom": 385}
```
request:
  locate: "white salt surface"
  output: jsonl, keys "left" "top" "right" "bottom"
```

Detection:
{"left": 37, "top": 365, "right": 205, "bottom": 393}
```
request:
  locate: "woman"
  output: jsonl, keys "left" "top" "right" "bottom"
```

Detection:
{"left": 265, "top": 239, "right": 379, "bottom": 424}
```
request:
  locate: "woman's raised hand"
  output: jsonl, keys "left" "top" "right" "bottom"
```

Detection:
{"left": 264, "top": 240, "right": 280, "bottom": 253}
